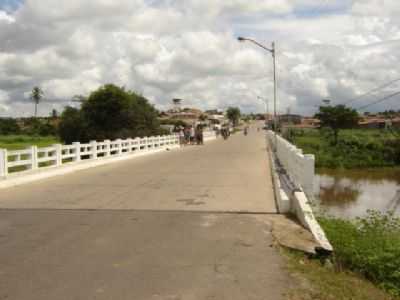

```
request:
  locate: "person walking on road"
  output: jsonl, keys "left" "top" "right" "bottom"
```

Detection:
{"left": 179, "top": 128, "right": 185, "bottom": 145}
{"left": 184, "top": 127, "right": 191, "bottom": 145}
{"left": 196, "top": 125, "right": 204, "bottom": 145}
{"left": 190, "top": 126, "right": 195, "bottom": 145}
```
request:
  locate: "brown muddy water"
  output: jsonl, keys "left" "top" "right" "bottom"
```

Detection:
{"left": 314, "top": 168, "right": 400, "bottom": 219}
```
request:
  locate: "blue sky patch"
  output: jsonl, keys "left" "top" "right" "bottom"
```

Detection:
{"left": 293, "top": 1, "right": 351, "bottom": 18}
{"left": 0, "top": 0, "right": 22, "bottom": 12}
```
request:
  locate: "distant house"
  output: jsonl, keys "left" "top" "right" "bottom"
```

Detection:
{"left": 358, "top": 118, "right": 388, "bottom": 129}
{"left": 279, "top": 114, "right": 302, "bottom": 125}
{"left": 391, "top": 118, "right": 400, "bottom": 129}
{"left": 282, "top": 117, "right": 320, "bottom": 129}
{"left": 299, "top": 117, "right": 320, "bottom": 128}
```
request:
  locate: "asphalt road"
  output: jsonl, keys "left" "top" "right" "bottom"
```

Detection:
{"left": 0, "top": 129, "right": 294, "bottom": 300}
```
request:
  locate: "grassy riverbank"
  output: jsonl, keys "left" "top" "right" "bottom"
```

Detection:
{"left": 284, "top": 211, "right": 400, "bottom": 299}
{"left": 285, "top": 249, "right": 397, "bottom": 300}
{"left": 319, "top": 211, "right": 400, "bottom": 297}
{"left": 0, "top": 135, "right": 59, "bottom": 150}
{"left": 290, "top": 129, "right": 400, "bottom": 168}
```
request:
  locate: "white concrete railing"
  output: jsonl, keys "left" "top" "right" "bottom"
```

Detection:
{"left": 0, "top": 135, "right": 179, "bottom": 178}
{"left": 266, "top": 131, "right": 332, "bottom": 252}
{"left": 266, "top": 130, "right": 315, "bottom": 196}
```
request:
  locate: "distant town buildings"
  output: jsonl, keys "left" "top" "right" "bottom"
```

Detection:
{"left": 158, "top": 105, "right": 229, "bottom": 132}
{"left": 279, "top": 113, "right": 400, "bottom": 130}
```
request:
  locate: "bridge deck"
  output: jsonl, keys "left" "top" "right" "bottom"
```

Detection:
{"left": 0, "top": 130, "right": 276, "bottom": 213}
{"left": 0, "top": 129, "right": 296, "bottom": 300}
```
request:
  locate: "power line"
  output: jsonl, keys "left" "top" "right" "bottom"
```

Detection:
{"left": 344, "top": 77, "right": 400, "bottom": 106}
{"left": 356, "top": 90, "right": 400, "bottom": 111}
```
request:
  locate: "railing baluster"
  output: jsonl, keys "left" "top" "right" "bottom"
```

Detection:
{"left": 0, "top": 149, "right": 7, "bottom": 177}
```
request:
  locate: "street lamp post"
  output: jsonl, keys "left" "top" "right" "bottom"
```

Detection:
{"left": 238, "top": 37, "right": 278, "bottom": 137}
{"left": 257, "top": 96, "right": 269, "bottom": 122}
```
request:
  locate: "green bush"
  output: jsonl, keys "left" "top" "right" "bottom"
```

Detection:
{"left": 0, "top": 118, "right": 20, "bottom": 135}
{"left": 320, "top": 211, "right": 400, "bottom": 296}
{"left": 21, "top": 117, "right": 57, "bottom": 136}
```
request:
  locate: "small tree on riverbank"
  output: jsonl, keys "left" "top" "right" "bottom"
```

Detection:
{"left": 226, "top": 107, "right": 241, "bottom": 127}
{"left": 315, "top": 105, "right": 359, "bottom": 145}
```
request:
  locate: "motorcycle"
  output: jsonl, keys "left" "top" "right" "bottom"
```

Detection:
{"left": 222, "top": 129, "right": 229, "bottom": 140}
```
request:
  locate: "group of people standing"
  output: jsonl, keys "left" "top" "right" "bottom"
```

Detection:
{"left": 178, "top": 125, "right": 204, "bottom": 145}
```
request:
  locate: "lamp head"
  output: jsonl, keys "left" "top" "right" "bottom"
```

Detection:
{"left": 237, "top": 36, "right": 246, "bottom": 42}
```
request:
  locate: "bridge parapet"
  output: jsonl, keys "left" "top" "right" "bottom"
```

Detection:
{"left": 266, "top": 131, "right": 315, "bottom": 196}
{"left": 266, "top": 130, "right": 333, "bottom": 253}
{"left": 0, "top": 134, "right": 180, "bottom": 179}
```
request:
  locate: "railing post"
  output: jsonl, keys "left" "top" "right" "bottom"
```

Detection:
{"left": 53, "top": 144, "right": 62, "bottom": 166}
{"left": 0, "top": 149, "right": 8, "bottom": 177}
{"left": 127, "top": 138, "right": 133, "bottom": 153}
{"left": 31, "top": 146, "right": 38, "bottom": 170}
{"left": 116, "top": 139, "right": 122, "bottom": 155}
{"left": 157, "top": 136, "right": 160, "bottom": 148}
{"left": 73, "top": 142, "right": 81, "bottom": 162}
{"left": 105, "top": 140, "right": 111, "bottom": 156}
{"left": 90, "top": 141, "right": 97, "bottom": 159}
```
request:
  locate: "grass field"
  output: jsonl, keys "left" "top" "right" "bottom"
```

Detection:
{"left": 0, "top": 135, "right": 59, "bottom": 150}
{"left": 289, "top": 128, "right": 400, "bottom": 168}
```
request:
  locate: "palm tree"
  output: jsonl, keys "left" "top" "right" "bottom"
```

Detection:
{"left": 30, "top": 86, "right": 44, "bottom": 117}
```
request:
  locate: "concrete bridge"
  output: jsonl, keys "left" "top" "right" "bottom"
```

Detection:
{"left": 0, "top": 127, "right": 324, "bottom": 300}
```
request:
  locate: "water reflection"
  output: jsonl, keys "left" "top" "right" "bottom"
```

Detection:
{"left": 315, "top": 168, "right": 400, "bottom": 219}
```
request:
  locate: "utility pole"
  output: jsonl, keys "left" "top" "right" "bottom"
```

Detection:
{"left": 238, "top": 37, "right": 278, "bottom": 150}
{"left": 272, "top": 42, "right": 277, "bottom": 133}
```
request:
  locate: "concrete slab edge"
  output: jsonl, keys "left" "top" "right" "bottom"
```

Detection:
{"left": 0, "top": 145, "right": 180, "bottom": 190}
{"left": 292, "top": 191, "right": 333, "bottom": 252}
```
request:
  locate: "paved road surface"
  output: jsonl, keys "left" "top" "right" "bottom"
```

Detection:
{"left": 0, "top": 129, "right": 276, "bottom": 213}
{"left": 0, "top": 129, "right": 294, "bottom": 300}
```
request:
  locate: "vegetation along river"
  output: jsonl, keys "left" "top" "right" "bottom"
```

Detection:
{"left": 314, "top": 168, "right": 400, "bottom": 219}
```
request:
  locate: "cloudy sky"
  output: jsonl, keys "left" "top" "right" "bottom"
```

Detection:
{"left": 0, "top": 0, "right": 400, "bottom": 117}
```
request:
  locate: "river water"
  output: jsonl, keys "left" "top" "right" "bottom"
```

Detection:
{"left": 314, "top": 168, "right": 400, "bottom": 219}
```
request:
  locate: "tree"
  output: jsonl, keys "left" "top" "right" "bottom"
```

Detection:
{"left": 226, "top": 107, "right": 241, "bottom": 127}
{"left": 30, "top": 86, "right": 44, "bottom": 117}
{"left": 199, "top": 114, "right": 208, "bottom": 121}
{"left": 0, "top": 118, "right": 20, "bottom": 135}
{"left": 315, "top": 104, "right": 359, "bottom": 145}
{"left": 58, "top": 84, "right": 164, "bottom": 143}
{"left": 71, "top": 95, "right": 87, "bottom": 106}
{"left": 51, "top": 109, "right": 58, "bottom": 119}
{"left": 58, "top": 106, "right": 89, "bottom": 144}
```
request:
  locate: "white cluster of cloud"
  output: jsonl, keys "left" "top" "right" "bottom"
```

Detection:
{"left": 0, "top": 0, "right": 400, "bottom": 117}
